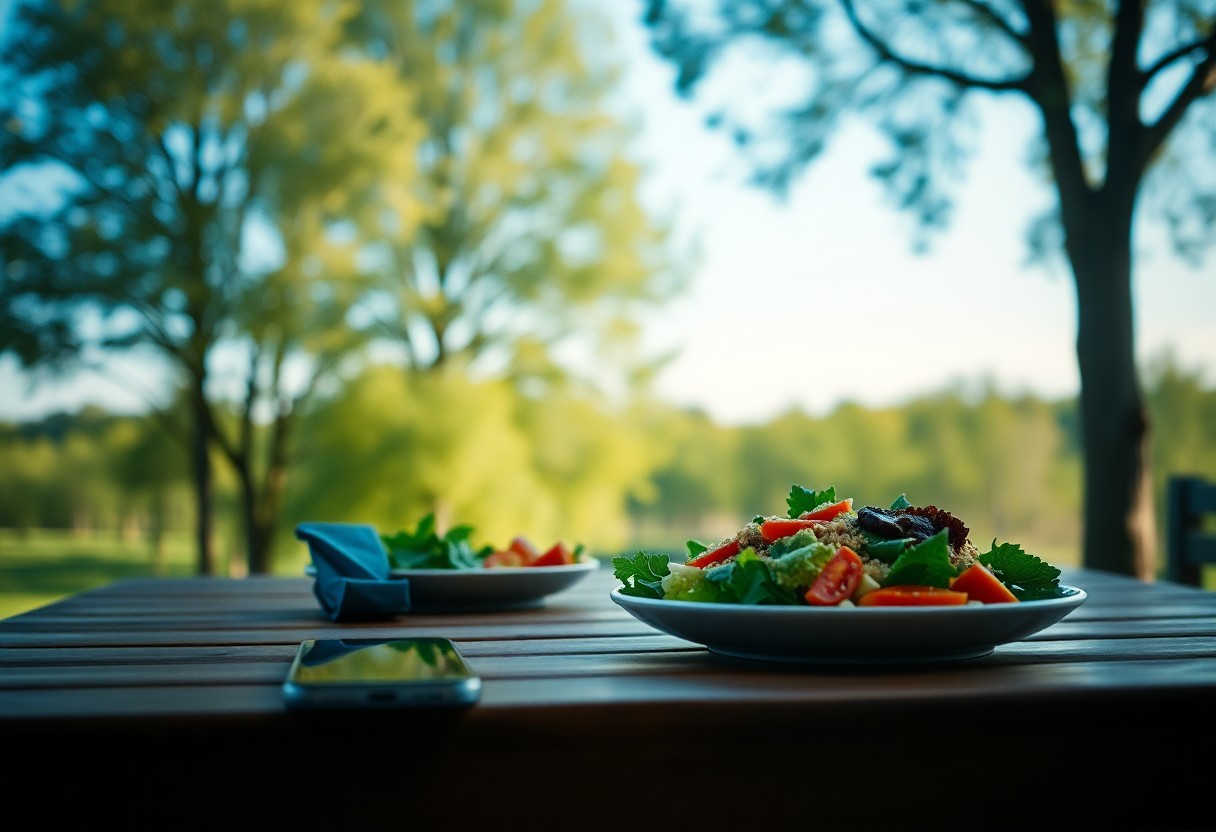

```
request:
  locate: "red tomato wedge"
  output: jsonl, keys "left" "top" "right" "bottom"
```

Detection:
{"left": 857, "top": 586, "right": 969, "bottom": 606}
{"left": 509, "top": 536, "right": 539, "bottom": 564}
{"left": 759, "top": 518, "right": 822, "bottom": 542}
{"left": 804, "top": 546, "right": 864, "bottom": 606}
{"left": 797, "top": 498, "right": 854, "bottom": 522}
{"left": 687, "top": 539, "right": 741, "bottom": 569}
{"left": 531, "top": 541, "right": 574, "bottom": 567}
{"left": 950, "top": 563, "right": 1020, "bottom": 603}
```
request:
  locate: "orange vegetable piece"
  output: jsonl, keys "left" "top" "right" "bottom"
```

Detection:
{"left": 686, "top": 539, "right": 741, "bottom": 569}
{"left": 759, "top": 518, "right": 822, "bottom": 542}
{"left": 856, "top": 585, "right": 969, "bottom": 606}
{"left": 797, "top": 498, "right": 853, "bottom": 522}
{"left": 950, "top": 563, "right": 1020, "bottom": 604}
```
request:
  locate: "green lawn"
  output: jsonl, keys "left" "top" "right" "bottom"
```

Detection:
{"left": 0, "top": 529, "right": 311, "bottom": 619}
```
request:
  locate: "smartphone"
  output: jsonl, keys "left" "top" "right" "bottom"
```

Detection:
{"left": 282, "top": 637, "right": 481, "bottom": 710}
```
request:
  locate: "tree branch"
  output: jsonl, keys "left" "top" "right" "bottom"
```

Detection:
{"left": 1142, "top": 29, "right": 1216, "bottom": 167}
{"left": 1140, "top": 26, "right": 1216, "bottom": 88}
{"left": 837, "top": 0, "right": 1030, "bottom": 91}
{"left": 955, "top": 0, "right": 1026, "bottom": 44}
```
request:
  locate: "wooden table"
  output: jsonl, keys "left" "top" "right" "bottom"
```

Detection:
{"left": 2, "top": 564, "right": 1214, "bottom": 830}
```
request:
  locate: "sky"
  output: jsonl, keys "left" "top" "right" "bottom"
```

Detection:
{"left": 1, "top": 2, "right": 1213, "bottom": 426}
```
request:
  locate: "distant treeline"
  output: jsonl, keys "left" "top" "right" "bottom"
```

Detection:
{"left": 2, "top": 356, "right": 1213, "bottom": 575}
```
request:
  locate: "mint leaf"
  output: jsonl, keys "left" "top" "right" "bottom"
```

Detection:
{"left": 786, "top": 485, "right": 837, "bottom": 519}
{"left": 882, "top": 529, "right": 956, "bottom": 588}
{"left": 612, "top": 552, "right": 671, "bottom": 599}
{"left": 979, "top": 540, "right": 1066, "bottom": 600}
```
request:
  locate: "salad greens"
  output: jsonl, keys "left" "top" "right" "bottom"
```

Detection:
{"left": 613, "top": 484, "right": 1073, "bottom": 605}
{"left": 380, "top": 513, "right": 492, "bottom": 570}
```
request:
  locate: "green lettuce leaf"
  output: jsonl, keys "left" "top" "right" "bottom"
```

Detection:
{"left": 882, "top": 529, "right": 956, "bottom": 588}
{"left": 702, "top": 549, "right": 800, "bottom": 605}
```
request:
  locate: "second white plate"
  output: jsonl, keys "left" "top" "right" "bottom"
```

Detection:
{"left": 307, "top": 560, "right": 599, "bottom": 611}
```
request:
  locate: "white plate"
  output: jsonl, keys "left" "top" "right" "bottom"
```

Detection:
{"left": 610, "top": 586, "right": 1087, "bottom": 664}
{"left": 307, "top": 560, "right": 599, "bottom": 611}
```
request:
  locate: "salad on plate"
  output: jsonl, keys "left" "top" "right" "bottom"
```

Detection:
{"left": 613, "top": 485, "right": 1077, "bottom": 607}
{"left": 382, "top": 512, "right": 588, "bottom": 570}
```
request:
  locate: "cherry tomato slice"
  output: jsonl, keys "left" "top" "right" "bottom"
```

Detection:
{"left": 804, "top": 546, "right": 864, "bottom": 606}
{"left": 531, "top": 541, "right": 573, "bottom": 567}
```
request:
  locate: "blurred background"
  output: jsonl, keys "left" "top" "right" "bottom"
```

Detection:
{"left": 1, "top": 0, "right": 1213, "bottom": 617}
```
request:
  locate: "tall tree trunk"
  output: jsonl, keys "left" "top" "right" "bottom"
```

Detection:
{"left": 243, "top": 409, "right": 291, "bottom": 575}
{"left": 1065, "top": 200, "right": 1156, "bottom": 580}
{"left": 190, "top": 381, "right": 215, "bottom": 576}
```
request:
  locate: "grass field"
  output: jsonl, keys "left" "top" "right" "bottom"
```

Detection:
{"left": 0, "top": 529, "right": 311, "bottom": 620}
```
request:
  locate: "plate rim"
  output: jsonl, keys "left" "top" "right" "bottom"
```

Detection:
{"left": 609, "top": 584, "right": 1088, "bottom": 664}
{"left": 390, "top": 558, "right": 599, "bottom": 579}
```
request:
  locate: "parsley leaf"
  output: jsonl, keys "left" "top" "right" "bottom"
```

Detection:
{"left": 979, "top": 540, "right": 1066, "bottom": 600}
{"left": 612, "top": 551, "right": 671, "bottom": 599}
{"left": 786, "top": 485, "right": 837, "bottom": 519}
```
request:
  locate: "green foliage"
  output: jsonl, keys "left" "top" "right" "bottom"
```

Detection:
{"left": 343, "top": 0, "right": 686, "bottom": 396}
{"left": 2, "top": 356, "right": 1214, "bottom": 615}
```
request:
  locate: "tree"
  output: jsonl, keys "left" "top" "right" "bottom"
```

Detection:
{"left": 343, "top": 0, "right": 686, "bottom": 395}
{"left": 0, "top": 0, "right": 422, "bottom": 573}
{"left": 640, "top": 0, "right": 1215, "bottom": 579}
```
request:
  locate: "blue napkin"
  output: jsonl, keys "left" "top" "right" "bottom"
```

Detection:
{"left": 295, "top": 522, "right": 411, "bottom": 621}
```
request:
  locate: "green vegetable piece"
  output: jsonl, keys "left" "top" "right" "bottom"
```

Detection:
{"left": 979, "top": 540, "right": 1066, "bottom": 600}
{"left": 889, "top": 493, "right": 911, "bottom": 511}
{"left": 862, "top": 533, "right": 913, "bottom": 564}
{"left": 767, "top": 528, "right": 820, "bottom": 558}
{"left": 882, "top": 529, "right": 956, "bottom": 588}
{"left": 786, "top": 484, "right": 837, "bottom": 519}
{"left": 769, "top": 541, "right": 836, "bottom": 592}
{"left": 612, "top": 551, "right": 671, "bottom": 599}
{"left": 684, "top": 539, "right": 708, "bottom": 560}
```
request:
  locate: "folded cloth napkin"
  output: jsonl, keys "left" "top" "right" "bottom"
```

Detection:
{"left": 295, "top": 522, "right": 411, "bottom": 621}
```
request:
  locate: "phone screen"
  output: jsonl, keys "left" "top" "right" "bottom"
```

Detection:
{"left": 283, "top": 637, "right": 481, "bottom": 709}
